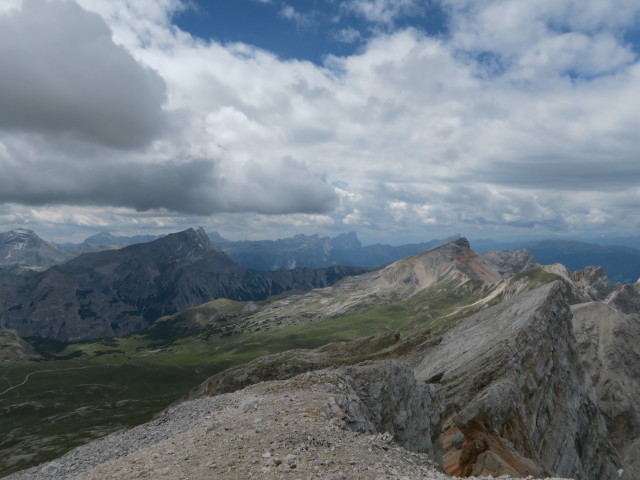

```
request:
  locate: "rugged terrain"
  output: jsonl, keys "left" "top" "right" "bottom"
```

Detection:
{"left": 3, "top": 235, "right": 639, "bottom": 479}
{"left": 0, "top": 228, "right": 369, "bottom": 342}
{"left": 215, "top": 231, "right": 458, "bottom": 270}
{"left": 571, "top": 301, "right": 640, "bottom": 480}
{"left": 6, "top": 362, "right": 571, "bottom": 480}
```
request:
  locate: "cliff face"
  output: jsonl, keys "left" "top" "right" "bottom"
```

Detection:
{"left": 605, "top": 283, "right": 640, "bottom": 315}
{"left": 571, "top": 301, "right": 640, "bottom": 480}
{"left": 413, "top": 282, "right": 621, "bottom": 479}
{"left": 196, "top": 280, "right": 622, "bottom": 480}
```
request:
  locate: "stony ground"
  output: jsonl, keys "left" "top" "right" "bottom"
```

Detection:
{"left": 6, "top": 368, "right": 572, "bottom": 480}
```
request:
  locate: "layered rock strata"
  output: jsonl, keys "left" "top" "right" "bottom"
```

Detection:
{"left": 413, "top": 282, "right": 621, "bottom": 479}
{"left": 571, "top": 301, "right": 640, "bottom": 480}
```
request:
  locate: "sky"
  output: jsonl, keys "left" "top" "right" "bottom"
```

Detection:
{"left": 0, "top": 0, "right": 640, "bottom": 244}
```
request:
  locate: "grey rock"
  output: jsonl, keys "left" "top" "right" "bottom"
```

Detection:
{"left": 413, "top": 282, "right": 621, "bottom": 479}
{"left": 571, "top": 301, "right": 640, "bottom": 480}
{"left": 605, "top": 283, "right": 640, "bottom": 315}
{"left": 480, "top": 249, "right": 539, "bottom": 278}
{"left": 571, "top": 266, "right": 613, "bottom": 302}
{"left": 0, "top": 229, "right": 72, "bottom": 268}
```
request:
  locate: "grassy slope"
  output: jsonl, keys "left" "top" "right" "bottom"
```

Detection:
{"left": 0, "top": 268, "right": 556, "bottom": 476}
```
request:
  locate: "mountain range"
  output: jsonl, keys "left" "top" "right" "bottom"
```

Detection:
{"left": 3, "top": 227, "right": 640, "bottom": 283}
{"left": 2, "top": 230, "right": 640, "bottom": 479}
{"left": 0, "top": 228, "right": 368, "bottom": 342}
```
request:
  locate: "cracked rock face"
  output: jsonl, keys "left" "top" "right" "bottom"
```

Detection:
{"left": 413, "top": 282, "right": 621, "bottom": 479}
{"left": 570, "top": 266, "right": 613, "bottom": 302}
{"left": 572, "top": 301, "right": 640, "bottom": 480}
{"left": 605, "top": 283, "right": 640, "bottom": 315}
{"left": 480, "top": 249, "right": 539, "bottom": 279}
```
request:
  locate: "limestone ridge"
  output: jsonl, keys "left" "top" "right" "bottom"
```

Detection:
{"left": 213, "top": 237, "right": 504, "bottom": 332}
{"left": 414, "top": 282, "right": 620, "bottom": 479}
{"left": 193, "top": 281, "right": 620, "bottom": 478}
{"left": 0, "top": 228, "right": 370, "bottom": 342}
{"left": 378, "top": 237, "right": 501, "bottom": 289}
{"left": 540, "top": 263, "right": 640, "bottom": 313}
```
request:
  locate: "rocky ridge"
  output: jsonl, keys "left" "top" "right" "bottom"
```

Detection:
{"left": 195, "top": 281, "right": 622, "bottom": 479}
{"left": 224, "top": 237, "right": 503, "bottom": 333}
{"left": 6, "top": 362, "right": 571, "bottom": 480}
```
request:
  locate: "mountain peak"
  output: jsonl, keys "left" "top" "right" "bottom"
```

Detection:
{"left": 453, "top": 237, "right": 470, "bottom": 249}
{"left": 0, "top": 228, "right": 71, "bottom": 267}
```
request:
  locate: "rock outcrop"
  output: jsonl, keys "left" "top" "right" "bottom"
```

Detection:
{"left": 570, "top": 266, "right": 612, "bottom": 301}
{"left": 605, "top": 283, "right": 640, "bottom": 315}
{"left": 413, "top": 282, "right": 621, "bottom": 479}
{"left": 480, "top": 249, "right": 539, "bottom": 278}
{"left": 0, "top": 329, "right": 40, "bottom": 363}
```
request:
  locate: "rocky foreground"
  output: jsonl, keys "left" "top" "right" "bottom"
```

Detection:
{"left": 7, "top": 364, "right": 570, "bottom": 480}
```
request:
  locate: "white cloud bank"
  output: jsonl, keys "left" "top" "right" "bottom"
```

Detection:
{"left": 1, "top": 0, "right": 640, "bottom": 242}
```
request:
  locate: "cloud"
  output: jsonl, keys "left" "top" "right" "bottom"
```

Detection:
{"left": 0, "top": 0, "right": 167, "bottom": 149}
{"left": 3, "top": 0, "right": 640, "bottom": 241}
{"left": 0, "top": 138, "right": 338, "bottom": 215}
{"left": 279, "top": 4, "right": 313, "bottom": 28}
{"left": 332, "top": 27, "right": 362, "bottom": 44}
{"left": 342, "top": 0, "right": 423, "bottom": 25}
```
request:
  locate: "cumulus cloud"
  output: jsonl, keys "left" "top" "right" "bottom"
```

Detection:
{"left": 0, "top": 0, "right": 167, "bottom": 148}
{"left": 2, "top": 0, "right": 640, "bottom": 241}
{"left": 0, "top": 138, "right": 338, "bottom": 215}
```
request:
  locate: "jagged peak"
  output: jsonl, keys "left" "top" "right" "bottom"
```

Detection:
{"left": 453, "top": 237, "right": 470, "bottom": 249}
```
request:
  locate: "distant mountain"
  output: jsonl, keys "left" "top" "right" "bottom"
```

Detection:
{"left": 0, "top": 228, "right": 72, "bottom": 268}
{"left": 473, "top": 237, "right": 640, "bottom": 284}
{"left": 83, "top": 231, "right": 163, "bottom": 246}
{"left": 57, "top": 231, "right": 165, "bottom": 255}
{"left": 0, "top": 228, "right": 370, "bottom": 342}
{"left": 214, "top": 231, "right": 460, "bottom": 270}
{"left": 588, "top": 235, "right": 640, "bottom": 250}
{"left": 525, "top": 240, "right": 640, "bottom": 284}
